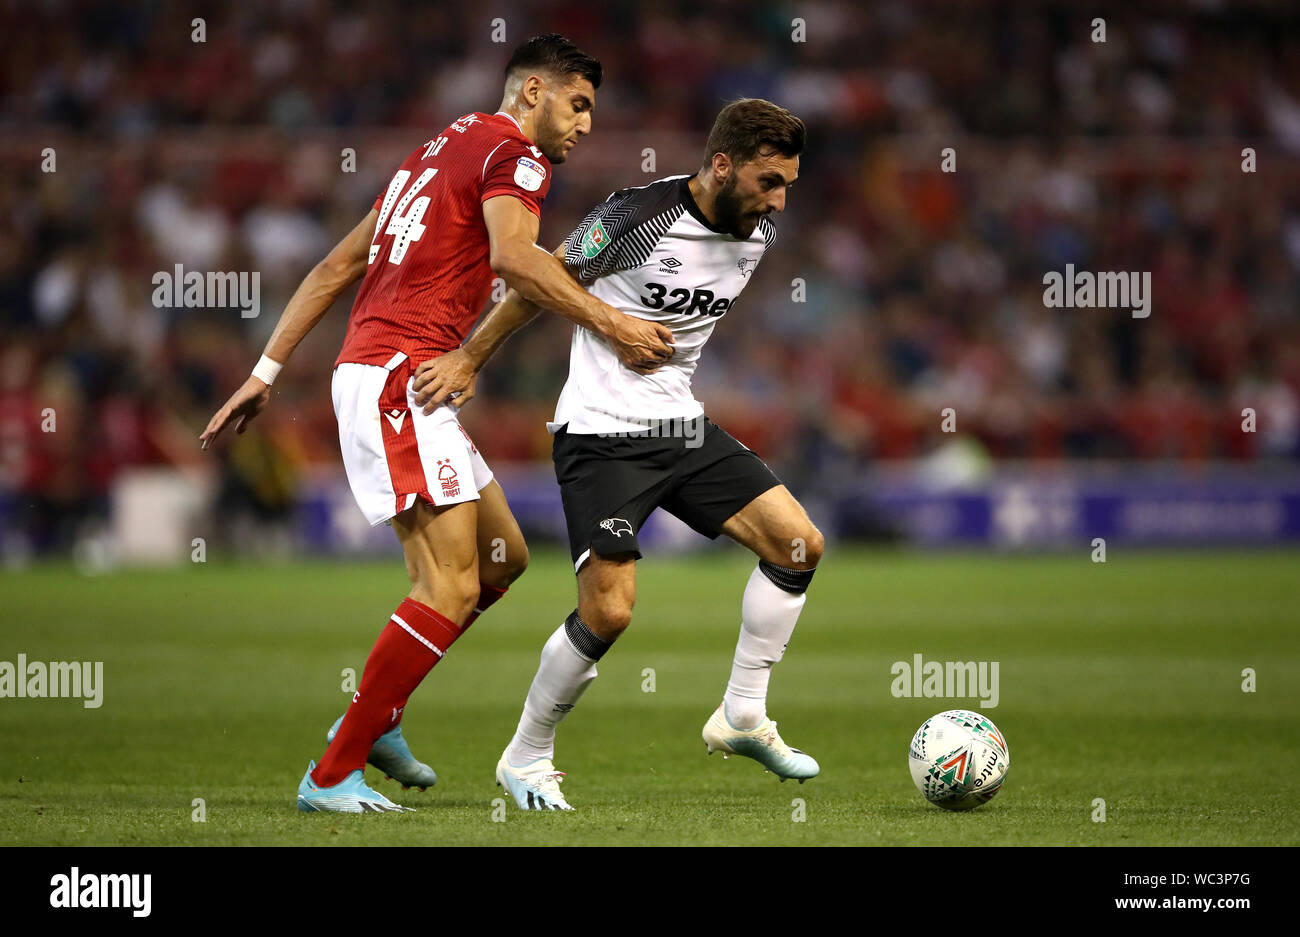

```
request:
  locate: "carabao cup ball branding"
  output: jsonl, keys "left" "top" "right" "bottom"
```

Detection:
{"left": 513, "top": 156, "right": 546, "bottom": 191}
{"left": 908, "top": 710, "right": 1009, "bottom": 811}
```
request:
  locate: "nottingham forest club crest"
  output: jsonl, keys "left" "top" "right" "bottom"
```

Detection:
{"left": 581, "top": 220, "right": 610, "bottom": 259}
{"left": 436, "top": 459, "right": 460, "bottom": 498}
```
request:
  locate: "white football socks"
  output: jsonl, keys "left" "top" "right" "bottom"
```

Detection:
{"left": 506, "top": 619, "right": 601, "bottom": 766}
{"left": 723, "top": 564, "right": 809, "bottom": 730}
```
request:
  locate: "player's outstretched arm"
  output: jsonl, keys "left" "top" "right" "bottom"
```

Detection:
{"left": 411, "top": 267, "right": 546, "bottom": 414}
{"left": 414, "top": 240, "right": 585, "bottom": 412}
{"left": 199, "top": 209, "right": 378, "bottom": 449}
{"left": 482, "top": 195, "right": 674, "bottom": 369}
{"left": 412, "top": 234, "right": 674, "bottom": 414}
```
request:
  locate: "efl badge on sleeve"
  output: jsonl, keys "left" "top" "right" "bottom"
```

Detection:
{"left": 513, "top": 157, "right": 547, "bottom": 192}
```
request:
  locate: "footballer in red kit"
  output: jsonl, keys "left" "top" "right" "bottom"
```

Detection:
{"left": 200, "top": 34, "right": 675, "bottom": 814}
{"left": 336, "top": 110, "right": 553, "bottom": 371}
{"left": 332, "top": 110, "right": 553, "bottom": 525}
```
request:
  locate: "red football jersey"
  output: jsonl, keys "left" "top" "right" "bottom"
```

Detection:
{"left": 335, "top": 111, "right": 552, "bottom": 368}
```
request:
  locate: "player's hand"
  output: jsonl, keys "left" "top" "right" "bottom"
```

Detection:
{"left": 607, "top": 312, "right": 674, "bottom": 374}
{"left": 413, "top": 349, "right": 479, "bottom": 414}
{"left": 199, "top": 376, "right": 271, "bottom": 450}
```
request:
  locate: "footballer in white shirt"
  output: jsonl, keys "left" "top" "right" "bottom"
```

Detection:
{"left": 413, "top": 98, "right": 823, "bottom": 810}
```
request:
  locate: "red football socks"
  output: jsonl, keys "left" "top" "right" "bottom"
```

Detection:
{"left": 382, "top": 583, "right": 506, "bottom": 728}
{"left": 312, "top": 598, "right": 461, "bottom": 787}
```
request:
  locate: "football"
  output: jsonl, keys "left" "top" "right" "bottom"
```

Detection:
{"left": 908, "top": 710, "right": 1009, "bottom": 811}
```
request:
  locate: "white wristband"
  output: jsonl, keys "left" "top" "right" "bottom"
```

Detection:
{"left": 252, "top": 355, "right": 283, "bottom": 385}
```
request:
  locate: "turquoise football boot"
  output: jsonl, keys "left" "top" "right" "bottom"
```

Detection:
{"left": 296, "top": 761, "right": 413, "bottom": 813}
{"left": 327, "top": 716, "right": 438, "bottom": 791}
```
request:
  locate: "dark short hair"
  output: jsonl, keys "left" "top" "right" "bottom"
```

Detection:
{"left": 505, "top": 33, "right": 602, "bottom": 89}
{"left": 703, "top": 98, "right": 805, "bottom": 169}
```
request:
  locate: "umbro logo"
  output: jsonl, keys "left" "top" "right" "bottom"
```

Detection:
{"left": 657, "top": 256, "right": 682, "bottom": 274}
{"left": 384, "top": 409, "right": 407, "bottom": 434}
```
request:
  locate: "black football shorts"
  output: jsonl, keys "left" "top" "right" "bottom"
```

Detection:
{"left": 551, "top": 416, "right": 781, "bottom": 570}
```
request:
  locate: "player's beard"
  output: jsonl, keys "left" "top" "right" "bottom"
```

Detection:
{"left": 538, "top": 101, "right": 567, "bottom": 163}
{"left": 714, "top": 173, "right": 760, "bottom": 239}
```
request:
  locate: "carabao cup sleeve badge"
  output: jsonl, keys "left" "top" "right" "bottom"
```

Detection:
{"left": 513, "top": 157, "right": 547, "bottom": 192}
{"left": 580, "top": 219, "right": 609, "bottom": 258}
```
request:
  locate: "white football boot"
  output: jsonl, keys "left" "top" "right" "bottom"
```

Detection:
{"left": 495, "top": 752, "right": 574, "bottom": 811}
{"left": 702, "top": 703, "right": 820, "bottom": 782}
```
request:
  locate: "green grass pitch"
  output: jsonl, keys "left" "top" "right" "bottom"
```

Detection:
{"left": 1, "top": 546, "right": 1296, "bottom": 845}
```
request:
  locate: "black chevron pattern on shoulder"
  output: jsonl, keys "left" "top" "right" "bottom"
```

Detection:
{"left": 562, "top": 176, "right": 689, "bottom": 284}
{"left": 758, "top": 215, "right": 777, "bottom": 251}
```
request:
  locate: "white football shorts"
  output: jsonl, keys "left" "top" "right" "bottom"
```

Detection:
{"left": 332, "top": 352, "right": 493, "bottom": 526}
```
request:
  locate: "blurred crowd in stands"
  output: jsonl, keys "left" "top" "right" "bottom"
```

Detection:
{"left": 2, "top": 0, "right": 1299, "bottom": 553}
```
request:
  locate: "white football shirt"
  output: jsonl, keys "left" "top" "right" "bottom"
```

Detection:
{"left": 548, "top": 175, "right": 776, "bottom": 435}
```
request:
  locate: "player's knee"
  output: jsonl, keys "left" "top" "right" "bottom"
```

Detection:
{"left": 795, "top": 526, "right": 825, "bottom": 568}
{"left": 479, "top": 533, "right": 528, "bottom": 589}
{"left": 480, "top": 553, "right": 521, "bottom": 588}
{"left": 585, "top": 594, "right": 634, "bottom": 641}
{"left": 451, "top": 569, "right": 482, "bottom": 622}
{"left": 766, "top": 525, "right": 823, "bottom": 570}
{"left": 500, "top": 539, "right": 529, "bottom": 585}
{"left": 411, "top": 566, "right": 480, "bottom": 624}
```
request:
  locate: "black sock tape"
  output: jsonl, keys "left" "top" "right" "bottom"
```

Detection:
{"left": 758, "top": 560, "right": 816, "bottom": 595}
{"left": 564, "top": 610, "right": 612, "bottom": 661}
